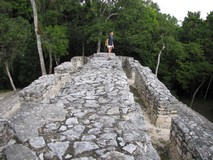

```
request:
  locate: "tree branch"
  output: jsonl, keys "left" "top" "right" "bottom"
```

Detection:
{"left": 105, "top": 12, "right": 118, "bottom": 21}
{"left": 190, "top": 79, "right": 205, "bottom": 108}
{"left": 155, "top": 37, "right": 165, "bottom": 76}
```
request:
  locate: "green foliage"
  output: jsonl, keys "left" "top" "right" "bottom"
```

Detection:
{"left": 43, "top": 25, "right": 69, "bottom": 58}
{"left": 202, "top": 12, "right": 213, "bottom": 63}
{"left": 0, "top": 0, "right": 212, "bottom": 99}
{"left": 0, "top": 15, "right": 31, "bottom": 63}
{"left": 0, "top": 0, "right": 13, "bottom": 14}
{"left": 180, "top": 12, "right": 205, "bottom": 43}
{"left": 0, "top": 14, "right": 31, "bottom": 90}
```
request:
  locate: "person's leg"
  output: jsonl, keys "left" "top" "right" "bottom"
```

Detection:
{"left": 108, "top": 46, "right": 112, "bottom": 57}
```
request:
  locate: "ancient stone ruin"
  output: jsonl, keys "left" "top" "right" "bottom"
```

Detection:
{"left": 0, "top": 53, "right": 212, "bottom": 160}
{"left": 121, "top": 56, "right": 213, "bottom": 159}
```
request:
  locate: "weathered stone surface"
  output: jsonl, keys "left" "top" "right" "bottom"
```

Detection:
{"left": 10, "top": 103, "right": 67, "bottom": 143}
{"left": 0, "top": 93, "right": 20, "bottom": 119}
{"left": 40, "top": 103, "right": 67, "bottom": 122}
{"left": 107, "top": 107, "right": 120, "bottom": 115}
{"left": 54, "top": 62, "right": 73, "bottom": 74}
{"left": 59, "top": 125, "right": 67, "bottom": 131}
{"left": 170, "top": 116, "right": 213, "bottom": 160}
{"left": 123, "top": 143, "right": 137, "bottom": 154}
{"left": 45, "top": 122, "right": 60, "bottom": 132}
{"left": 1, "top": 54, "right": 161, "bottom": 160}
{"left": 47, "top": 141, "right": 70, "bottom": 160}
{"left": 39, "top": 153, "right": 44, "bottom": 160}
{"left": 11, "top": 109, "right": 45, "bottom": 143}
{"left": 81, "top": 135, "right": 96, "bottom": 141}
{"left": 4, "top": 144, "right": 38, "bottom": 160}
{"left": 64, "top": 154, "right": 72, "bottom": 159}
{"left": 73, "top": 141, "right": 99, "bottom": 155}
{"left": 62, "top": 125, "right": 85, "bottom": 140}
{"left": 44, "top": 151, "right": 57, "bottom": 159}
{"left": 123, "top": 57, "right": 176, "bottom": 129}
{"left": 101, "top": 151, "right": 134, "bottom": 160}
{"left": 72, "top": 157, "right": 96, "bottom": 160}
{"left": 29, "top": 137, "right": 46, "bottom": 149}
{"left": 121, "top": 56, "right": 213, "bottom": 160}
{"left": 65, "top": 117, "right": 79, "bottom": 125}
{"left": 19, "top": 74, "right": 68, "bottom": 103}
{"left": 0, "top": 118, "right": 14, "bottom": 147}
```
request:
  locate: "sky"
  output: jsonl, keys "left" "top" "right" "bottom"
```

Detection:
{"left": 152, "top": 0, "right": 213, "bottom": 22}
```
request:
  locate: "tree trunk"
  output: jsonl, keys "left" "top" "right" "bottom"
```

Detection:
{"left": 97, "top": 40, "right": 101, "bottom": 53}
{"left": 54, "top": 54, "right": 59, "bottom": 66}
{"left": 203, "top": 75, "right": 213, "bottom": 101}
{"left": 97, "top": 32, "right": 102, "bottom": 53}
{"left": 190, "top": 80, "right": 205, "bottom": 108}
{"left": 30, "top": 0, "right": 46, "bottom": 75}
{"left": 155, "top": 42, "right": 165, "bottom": 77}
{"left": 5, "top": 61, "right": 16, "bottom": 93}
{"left": 82, "top": 41, "right": 85, "bottom": 64}
{"left": 82, "top": 41, "right": 85, "bottom": 57}
{"left": 49, "top": 52, "right": 53, "bottom": 74}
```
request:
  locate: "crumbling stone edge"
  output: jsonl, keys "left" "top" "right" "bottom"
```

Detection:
{"left": 119, "top": 56, "right": 213, "bottom": 160}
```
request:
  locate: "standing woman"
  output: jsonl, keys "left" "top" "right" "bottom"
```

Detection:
{"left": 108, "top": 31, "right": 114, "bottom": 58}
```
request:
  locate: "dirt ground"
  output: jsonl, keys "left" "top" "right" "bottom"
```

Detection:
{"left": 141, "top": 105, "right": 170, "bottom": 159}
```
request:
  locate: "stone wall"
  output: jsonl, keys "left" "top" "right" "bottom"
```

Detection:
{"left": 120, "top": 57, "right": 177, "bottom": 128}
{"left": 170, "top": 101, "right": 213, "bottom": 160}
{"left": 19, "top": 56, "right": 87, "bottom": 103}
{"left": 54, "top": 56, "right": 87, "bottom": 74}
{"left": 120, "top": 56, "right": 213, "bottom": 160}
{"left": 19, "top": 74, "right": 64, "bottom": 103}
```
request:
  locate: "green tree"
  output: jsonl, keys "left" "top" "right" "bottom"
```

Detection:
{"left": 178, "top": 11, "right": 213, "bottom": 100}
{"left": 0, "top": 15, "right": 31, "bottom": 92}
{"left": 43, "top": 25, "right": 69, "bottom": 73}
{"left": 203, "top": 12, "right": 213, "bottom": 63}
{"left": 114, "top": 0, "right": 159, "bottom": 64}
{"left": 80, "top": 0, "right": 119, "bottom": 53}
{"left": 180, "top": 11, "right": 205, "bottom": 43}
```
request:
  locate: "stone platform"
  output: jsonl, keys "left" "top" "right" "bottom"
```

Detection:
{"left": 1, "top": 53, "right": 160, "bottom": 160}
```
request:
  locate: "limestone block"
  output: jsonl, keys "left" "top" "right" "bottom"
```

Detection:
{"left": 4, "top": 144, "right": 38, "bottom": 160}
{"left": 29, "top": 137, "right": 46, "bottom": 149}
{"left": 48, "top": 141, "right": 70, "bottom": 160}
{"left": 73, "top": 141, "right": 99, "bottom": 155}
{"left": 54, "top": 62, "right": 73, "bottom": 74}
{"left": 0, "top": 119, "right": 14, "bottom": 147}
{"left": 101, "top": 151, "right": 134, "bottom": 160}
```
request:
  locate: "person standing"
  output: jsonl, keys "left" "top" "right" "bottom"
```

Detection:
{"left": 108, "top": 31, "right": 114, "bottom": 58}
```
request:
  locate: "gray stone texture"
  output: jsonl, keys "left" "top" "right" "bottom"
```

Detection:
{"left": 29, "top": 136, "right": 46, "bottom": 149}
{"left": 0, "top": 118, "right": 14, "bottom": 148}
{"left": 47, "top": 141, "right": 70, "bottom": 160}
{"left": 101, "top": 151, "right": 135, "bottom": 160}
{"left": 120, "top": 56, "right": 213, "bottom": 160}
{"left": 4, "top": 144, "right": 38, "bottom": 160}
{"left": 1, "top": 53, "right": 212, "bottom": 160}
{"left": 2, "top": 53, "right": 161, "bottom": 159}
{"left": 73, "top": 141, "right": 99, "bottom": 155}
{"left": 10, "top": 103, "right": 67, "bottom": 143}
